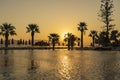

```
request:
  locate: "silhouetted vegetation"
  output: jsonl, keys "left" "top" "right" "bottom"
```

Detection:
{"left": 64, "top": 33, "right": 76, "bottom": 50}
{"left": 11, "top": 38, "right": 14, "bottom": 45}
{"left": 77, "top": 22, "right": 88, "bottom": 48}
{"left": 0, "top": 23, "right": 16, "bottom": 48}
{"left": 89, "top": 30, "right": 98, "bottom": 47}
{"left": 0, "top": 38, "right": 3, "bottom": 44}
{"left": 98, "top": 0, "right": 115, "bottom": 46}
{"left": 0, "top": 0, "right": 119, "bottom": 50}
{"left": 35, "top": 40, "right": 49, "bottom": 46}
{"left": 26, "top": 24, "right": 40, "bottom": 46}
{"left": 48, "top": 33, "right": 59, "bottom": 50}
{"left": 110, "top": 30, "right": 120, "bottom": 47}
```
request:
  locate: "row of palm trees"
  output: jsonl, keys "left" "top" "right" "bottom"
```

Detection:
{"left": 0, "top": 22, "right": 88, "bottom": 49}
{"left": 0, "top": 23, "right": 40, "bottom": 48}
{"left": 0, "top": 22, "right": 119, "bottom": 50}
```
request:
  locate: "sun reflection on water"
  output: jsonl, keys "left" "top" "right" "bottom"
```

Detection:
{"left": 58, "top": 54, "right": 72, "bottom": 80}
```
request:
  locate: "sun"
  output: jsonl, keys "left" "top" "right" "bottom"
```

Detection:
{"left": 61, "top": 32, "right": 68, "bottom": 41}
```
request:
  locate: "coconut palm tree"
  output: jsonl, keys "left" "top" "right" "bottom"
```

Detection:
{"left": 26, "top": 24, "right": 40, "bottom": 46}
{"left": 78, "top": 22, "right": 87, "bottom": 48}
{"left": 0, "top": 23, "right": 16, "bottom": 48}
{"left": 89, "top": 30, "right": 98, "bottom": 47}
{"left": 48, "top": 33, "right": 59, "bottom": 50}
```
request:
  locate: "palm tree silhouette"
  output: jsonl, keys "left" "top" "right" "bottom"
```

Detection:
{"left": 78, "top": 22, "right": 87, "bottom": 48}
{"left": 70, "top": 34, "right": 76, "bottom": 50}
{"left": 0, "top": 23, "right": 16, "bottom": 48}
{"left": 48, "top": 33, "right": 59, "bottom": 50}
{"left": 110, "top": 30, "right": 120, "bottom": 45}
{"left": 97, "top": 31, "right": 107, "bottom": 46}
{"left": 26, "top": 24, "right": 40, "bottom": 46}
{"left": 64, "top": 33, "right": 76, "bottom": 50}
{"left": 89, "top": 30, "right": 98, "bottom": 47}
{"left": 64, "top": 33, "right": 71, "bottom": 50}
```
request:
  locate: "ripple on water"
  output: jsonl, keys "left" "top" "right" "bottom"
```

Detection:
{"left": 0, "top": 50, "right": 120, "bottom": 80}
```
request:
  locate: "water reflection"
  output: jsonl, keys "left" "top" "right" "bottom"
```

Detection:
{"left": 57, "top": 54, "right": 72, "bottom": 80}
{"left": 100, "top": 52, "right": 118, "bottom": 80}
{"left": 26, "top": 50, "right": 39, "bottom": 80}
{"left": 0, "top": 50, "right": 15, "bottom": 80}
{"left": 0, "top": 50, "right": 120, "bottom": 80}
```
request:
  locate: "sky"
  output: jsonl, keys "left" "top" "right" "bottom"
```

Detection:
{"left": 0, "top": 0, "right": 120, "bottom": 46}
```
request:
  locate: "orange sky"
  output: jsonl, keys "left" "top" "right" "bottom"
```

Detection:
{"left": 0, "top": 0, "right": 120, "bottom": 46}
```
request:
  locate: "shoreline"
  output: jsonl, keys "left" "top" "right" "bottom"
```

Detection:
{"left": 0, "top": 46, "right": 120, "bottom": 51}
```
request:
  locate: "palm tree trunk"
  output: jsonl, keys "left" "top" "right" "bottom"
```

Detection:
{"left": 81, "top": 31, "right": 83, "bottom": 48}
{"left": 52, "top": 40, "right": 55, "bottom": 50}
{"left": 5, "top": 32, "right": 9, "bottom": 48}
{"left": 31, "top": 32, "right": 34, "bottom": 46}
{"left": 71, "top": 41, "right": 74, "bottom": 50}
{"left": 68, "top": 39, "right": 70, "bottom": 50}
{"left": 93, "top": 36, "right": 95, "bottom": 47}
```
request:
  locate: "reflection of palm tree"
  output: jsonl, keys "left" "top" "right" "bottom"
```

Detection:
{"left": 27, "top": 50, "right": 38, "bottom": 80}
{"left": 28, "top": 50, "right": 38, "bottom": 71}
{"left": 89, "top": 30, "right": 98, "bottom": 47}
{"left": 26, "top": 24, "right": 40, "bottom": 46}
{"left": 78, "top": 22, "right": 87, "bottom": 48}
{"left": 2, "top": 50, "right": 15, "bottom": 79}
{"left": 48, "top": 33, "right": 59, "bottom": 50}
{"left": 0, "top": 23, "right": 16, "bottom": 48}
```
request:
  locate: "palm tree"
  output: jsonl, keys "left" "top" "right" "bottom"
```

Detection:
{"left": 64, "top": 33, "right": 76, "bottom": 50}
{"left": 70, "top": 34, "right": 76, "bottom": 50}
{"left": 110, "top": 30, "right": 120, "bottom": 45}
{"left": 97, "top": 31, "right": 107, "bottom": 46}
{"left": 64, "top": 33, "right": 71, "bottom": 50}
{"left": 78, "top": 22, "right": 87, "bottom": 48}
{"left": 89, "top": 30, "right": 98, "bottom": 47}
{"left": 26, "top": 24, "right": 40, "bottom": 46}
{"left": 0, "top": 23, "right": 16, "bottom": 48}
{"left": 48, "top": 33, "right": 59, "bottom": 50}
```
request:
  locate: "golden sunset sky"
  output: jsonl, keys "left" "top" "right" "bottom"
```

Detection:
{"left": 0, "top": 0, "right": 120, "bottom": 46}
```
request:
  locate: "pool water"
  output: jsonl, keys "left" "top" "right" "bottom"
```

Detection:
{"left": 0, "top": 50, "right": 120, "bottom": 80}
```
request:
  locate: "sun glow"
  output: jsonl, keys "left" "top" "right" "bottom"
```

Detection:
{"left": 61, "top": 32, "right": 68, "bottom": 41}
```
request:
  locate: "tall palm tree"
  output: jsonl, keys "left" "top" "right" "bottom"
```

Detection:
{"left": 78, "top": 22, "right": 87, "bottom": 48}
{"left": 48, "top": 33, "right": 59, "bottom": 50}
{"left": 0, "top": 23, "right": 16, "bottom": 48}
{"left": 26, "top": 24, "right": 40, "bottom": 46}
{"left": 89, "top": 30, "right": 98, "bottom": 47}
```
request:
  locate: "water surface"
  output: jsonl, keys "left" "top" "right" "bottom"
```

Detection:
{"left": 0, "top": 50, "right": 120, "bottom": 80}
